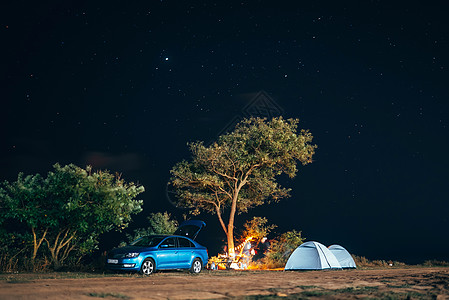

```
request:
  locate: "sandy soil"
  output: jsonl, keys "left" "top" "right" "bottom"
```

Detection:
{"left": 0, "top": 267, "right": 448, "bottom": 299}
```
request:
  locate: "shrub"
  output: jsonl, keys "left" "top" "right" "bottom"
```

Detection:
{"left": 263, "top": 230, "right": 304, "bottom": 268}
{"left": 352, "top": 255, "right": 406, "bottom": 268}
{"left": 0, "top": 164, "right": 144, "bottom": 271}
{"left": 422, "top": 260, "right": 449, "bottom": 267}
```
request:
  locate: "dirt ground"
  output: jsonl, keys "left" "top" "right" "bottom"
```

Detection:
{"left": 0, "top": 267, "right": 448, "bottom": 299}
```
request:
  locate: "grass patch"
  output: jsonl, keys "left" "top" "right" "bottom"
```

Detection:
{"left": 300, "top": 290, "right": 332, "bottom": 297}
{"left": 239, "top": 286, "right": 434, "bottom": 300}
{"left": 387, "top": 283, "right": 411, "bottom": 288}
{"left": 296, "top": 285, "right": 318, "bottom": 289}
{"left": 335, "top": 286, "right": 379, "bottom": 293}
{"left": 377, "top": 290, "right": 434, "bottom": 299}
{"left": 0, "top": 272, "right": 143, "bottom": 282}
{"left": 242, "top": 294, "right": 308, "bottom": 299}
{"left": 87, "top": 292, "right": 130, "bottom": 299}
{"left": 299, "top": 286, "right": 379, "bottom": 297}
{"left": 5, "top": 278, "right": 33, "bottom": 284}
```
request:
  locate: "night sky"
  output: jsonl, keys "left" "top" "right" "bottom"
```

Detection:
{"left": 2, "top": 1, "right": 448, "bottom": 264}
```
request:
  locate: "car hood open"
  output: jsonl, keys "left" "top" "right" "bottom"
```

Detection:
{"left": 173, "top": 220, "right": 206, "bottom": 240}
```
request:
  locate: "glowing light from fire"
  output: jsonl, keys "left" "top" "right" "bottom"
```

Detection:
{"left": 234, "top": 236, "right": 255, "bottom": 255}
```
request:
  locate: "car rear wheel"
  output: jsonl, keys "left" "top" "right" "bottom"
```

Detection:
{"left": 190, "top": 258, "right": 202, "bottom": 274}
{"left": 140, "top": 258, "right": 155, "bottom": 275}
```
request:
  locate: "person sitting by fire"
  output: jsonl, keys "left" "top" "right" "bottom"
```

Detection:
{"left": 253, "top": 237, "right": 270, "bottom": 261}
{"left": 239, "top": 240, "right": 254, "bottom": 269}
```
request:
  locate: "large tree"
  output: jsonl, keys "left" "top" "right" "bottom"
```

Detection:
{"left": 0, "top": 164, "right": 144, "bottom": 268}
{"left": 170, "top": 117, "right": 316, "bottom": 256}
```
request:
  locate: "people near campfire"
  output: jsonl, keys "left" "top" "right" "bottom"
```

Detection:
{"left": 240, "top": 240, "right": 253, "bottom": 268}
{"left": 254, "top": 237, "right": 270, "bottom": 261}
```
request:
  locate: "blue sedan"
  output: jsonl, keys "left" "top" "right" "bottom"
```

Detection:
{"left": 106, "top": 220, "right": 208, "bottom": 275}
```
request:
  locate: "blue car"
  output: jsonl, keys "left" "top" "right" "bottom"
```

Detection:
{"left": 106, "top": 220, "right": 208, "bottom": 275}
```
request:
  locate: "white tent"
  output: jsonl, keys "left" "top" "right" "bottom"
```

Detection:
{"left": 328, "top": 244, "right": 357, "bottom": 269}
{"left": 284, "top": 241, "right": 342, "bottom": 270}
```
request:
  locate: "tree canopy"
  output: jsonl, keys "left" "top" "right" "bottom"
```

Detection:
{"left": 238, "top": 216, "right": 277, "bottom": 245}
{"left": 170, "top": 117, "right": 316, "bottom": 256}
{"left": 0, "top": 164, "right": 144, "bottom": 269}
{"left": 123, "top": 211, "right": 178, "bottom": 246}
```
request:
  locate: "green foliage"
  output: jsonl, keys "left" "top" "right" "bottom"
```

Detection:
{"left": 145, "top": 211, "right": 178, "bottom": 235}
{"left": 238, "top": 217, "right": 277, "bottom": 244}
{"left": 123, "top": 212, "right": 178, "bottom": 246}
{"left": 0, "top": 164, "right": 144, "bottom": 270}
{"left": 264, "top": 230, "right": 304, "bottom": 268}
{"left": 171, "top": 117, "right": 316, "bottom": 215}
{"left": 170, "top": 117, "right": 316, "bottom": 255}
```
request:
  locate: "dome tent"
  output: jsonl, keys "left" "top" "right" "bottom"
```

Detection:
{"left": 284, "top": 241, "right": 342, "bottom": 270}
{"left": 328, "top": 244, "right": 357, "bottom": 269}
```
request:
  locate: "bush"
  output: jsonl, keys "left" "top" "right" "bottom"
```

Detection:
{"left": 352, "top": 255, "right": 406, "bottom": 268}
{"left": 422, "top": 260, "right": 449, "bottom": 267}
{"left": 262, "top": 230, "right": 304, "bottom": 268}
{"left": 0, "top": 164, "right": 144, "bottom": 271}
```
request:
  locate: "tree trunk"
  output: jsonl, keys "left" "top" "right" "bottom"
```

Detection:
{"left": 215, "top": 205, "right": 228, "bottom": 236}
{"left": 227, "top": 183, "right": 243, "bottom": 257}
{"left": 227, "top": 224, "right": 235, "bottom": 257}
{"left": 45, "top": 228, "right": 76, "bottom": 269}
{"left": 31, "top": 227, "right": 48, "bottom": 263}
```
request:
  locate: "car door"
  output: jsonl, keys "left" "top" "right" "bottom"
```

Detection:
{"left": 177, "top": 237, "right": 195, "bottom": 268}
{"left": 155, "top": 237, "right": 179, "bottom": 269}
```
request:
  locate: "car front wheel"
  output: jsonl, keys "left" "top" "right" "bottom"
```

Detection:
{"left": 140, "top": 258, "right": 155, "bottom": 275}
{"left": 190, "top": 258, "right": 202, "bottom": 274}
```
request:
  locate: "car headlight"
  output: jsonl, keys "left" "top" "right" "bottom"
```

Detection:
{"left": 124, "top": 252, "right": 140, "bottom": 258}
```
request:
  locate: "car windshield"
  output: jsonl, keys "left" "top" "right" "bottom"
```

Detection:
{"left": 130, "top": 236, "right": 165, "bottom": 247}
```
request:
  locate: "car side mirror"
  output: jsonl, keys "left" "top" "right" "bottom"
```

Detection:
{"left": 160, "top": 244, "right": 169, "bottom": 248}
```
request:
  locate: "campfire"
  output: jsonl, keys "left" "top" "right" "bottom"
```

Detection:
{"left": 210, "top": 236, "right": 267, "bottom": 270}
